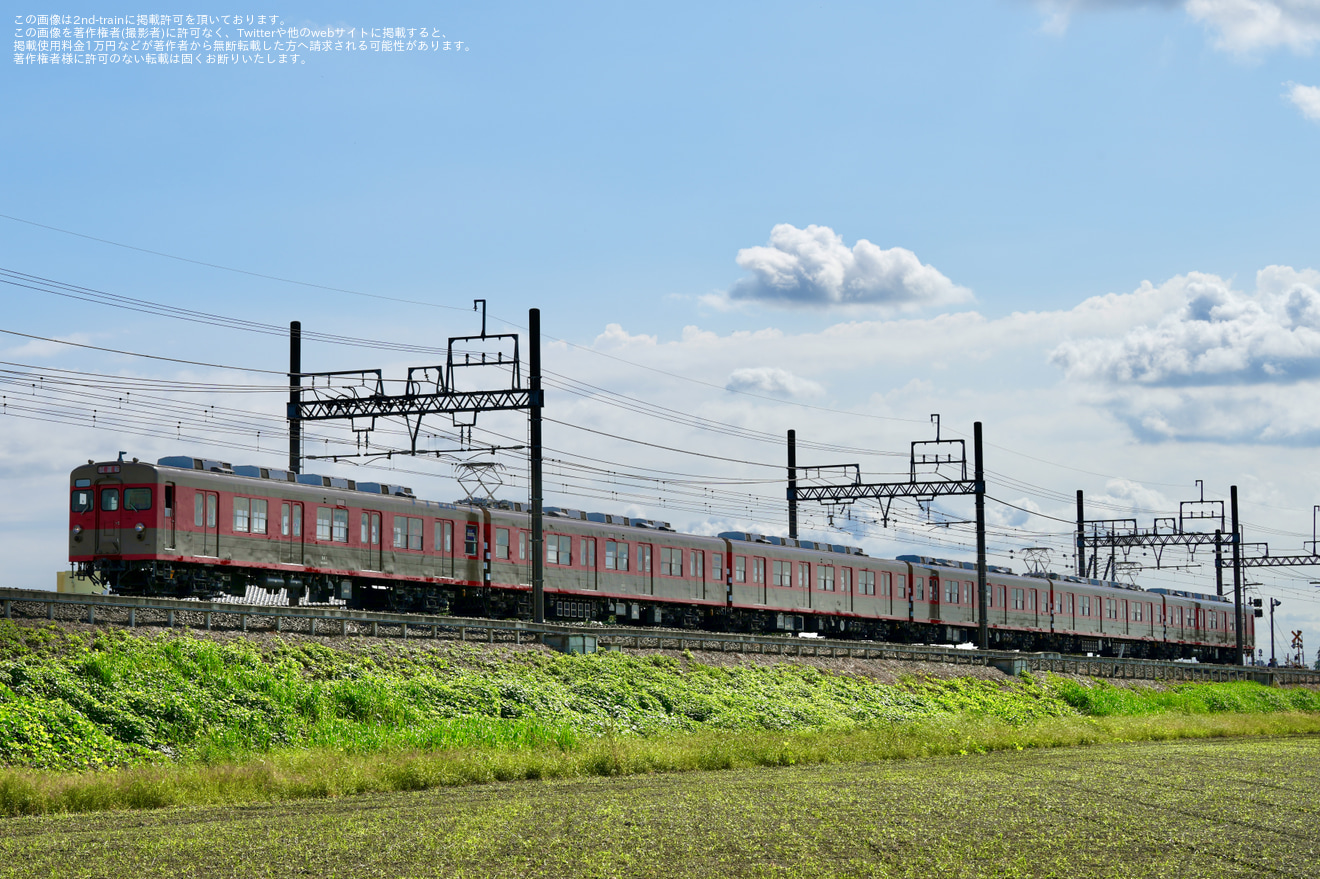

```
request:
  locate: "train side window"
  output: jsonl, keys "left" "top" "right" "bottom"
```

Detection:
{"left": 735, "top": 557, "right": 746, "bottom": 583}
{"left": 638, "top": 544, "right": 650, "bottom": 573}
{"left": 332, "top": 509, "right": 349, "bottom": 543}
{"left": 251, "top": 499, "right": 267, "bottom": 534}
{"left": 861, "top": 570, "right": 874, "bottom": 595}
{"left": 914, "top": 578, "right": 923, "bottom": 601}
{"left": 292, "top": 505, "right": 301, "bottom": 537}
{"left": 690, "top": 550, "right": 703, "bottom": 579}
{"left": 818, "top": 566, "right": 834, "bottom": 591}
{"left": 1067, "top": 594, "right": 1074, "bottom": 615}
{"left": 582, "top": 537, "right": 595, "bottom": 568}
{"left": 234, "top": 497, "right": 250, "bottom": 533}
{"left": 164, "top": 484, "right": 174, "bottom": 518}
{"left": 408, "top": 517, "right": 423, "bottom": 550}
{"left": 963, "top": 582, "right": 972, "bottom": 604}
{"left": 125, "top": 488, "right": 151, "bottom": 511}
{"left": 517, "top": 529, "right": 525, "bottom": 560}
{"left": 101, "top": 487, "right": 119, "bottom": 511}
{"left": 281, "top": 503, "right": 290, "bottom": 536}
{"left": 71, "top": 490, "right": 92, "bottom": 513}
{"left": 464, "top": 523, "right": 478, "bottom": 556}
{"left": 496, "top": 528, "right": 510, "bottom": 560}
{"left": 547, "top": 535, "right": 571, "bottom": 566}
{"left": 362, "top": 512, "right": 370, "bottom": 544}
{"left": 840, "top": 567, "right": 851, "bottom": 593}
{"left": 711, "top": 552, "right": 721, "bottom": 580}
{"left": 317, "top": 508, "right": 332, "bottom": 541}
{"left": 393, "top": 516, "right": 406, "bottom": 548}
{"left": 797, "top": 562, "right": 809, "bottom": 589}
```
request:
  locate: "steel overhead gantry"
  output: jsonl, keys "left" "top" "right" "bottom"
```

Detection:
{"left": 1078, "top": 487, "right": 1319, "bottom": 665}
{"left": 286, "top": 302, "right": 548, "bottom": 623}
{"left": 789, "top": 416, "right": 991, "bottom": 649}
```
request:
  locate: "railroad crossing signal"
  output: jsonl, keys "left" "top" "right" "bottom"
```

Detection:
{"left": 1294, "top": 631, "right": 1305, "bottom": 650}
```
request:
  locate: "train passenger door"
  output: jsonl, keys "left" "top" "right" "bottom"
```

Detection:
{"left": 194, "top": 491, "right": 218, "bottom": 557}
{"left": 638, "top": 543, "right": 653, "bottom": 595}
{"left": 280, "top": 501, "right": 303, "bottom": 564}
{"left": 95, "top": 479, "right": 123, "bottom": 555}
{"left": 583, "top": 537, "right": 597, "bottom": 590}
{"left": 435, "top": 520, "right": 454, "bottom": 578}
{"left": 361, "top": 511, "right": 382, "bottom": 571}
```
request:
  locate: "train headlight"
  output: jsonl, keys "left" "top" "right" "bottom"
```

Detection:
{"left": 134, "top": 523, "right": 146, "bottom": 540}
{"left": 72, "top": 525, "right": 82, "bottom": 542}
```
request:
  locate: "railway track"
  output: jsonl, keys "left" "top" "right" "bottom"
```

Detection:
{"left": 4, "top": 587, "right": 1317, "bottom": 686}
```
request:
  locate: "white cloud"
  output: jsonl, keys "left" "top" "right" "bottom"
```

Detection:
{"left": 3, "top": 332, "right": 95, "bottom": 360}
{"left": 1050, "top": 268, "right": 1320, "bottom": 385}
{"left": 725, "top": 367, "right": 825, "bottom": 400}
{"left": 1185, "top": 0, "right": 1320, "bottom": 55}
{"left": 719, "top": 224, "right": 971, "bottom": 312}
{"left": 1033, "top": 1, "right": 1181, "bottom": 36}
{"left": 1286, "top": 81, "right": 1320, "bottom": 119}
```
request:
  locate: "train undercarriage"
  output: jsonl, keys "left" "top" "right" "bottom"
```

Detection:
{"left": 82, "top": 558, "right": 1232, "bottom": 663}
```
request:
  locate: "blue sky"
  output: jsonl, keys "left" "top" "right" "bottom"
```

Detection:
{"left": 4, "top": 1, "right": 1320, "bottom": 661}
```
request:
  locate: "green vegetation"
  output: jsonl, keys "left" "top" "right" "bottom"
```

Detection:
{"left": 0, "top": 620, "right": 1317, "bottom": 818}
{"left": 2, "top": 736, "right": 1317, "bottom": 878}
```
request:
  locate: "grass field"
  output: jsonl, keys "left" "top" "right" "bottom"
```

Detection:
{"left": 0, "top": 735, "right": 1315, "bottom": 878}
{"left": 3, "top": 621, "right": 1320, "bottom": 818}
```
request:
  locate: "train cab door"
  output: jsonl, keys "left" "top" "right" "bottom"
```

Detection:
{"left": 280, "top": 501, "right": 303, "bottom": 565}
{"left": 193, "top": 491, "right": 219, "bottom": 557}
{"left": 929, "top": 574, "right": 941, "bottom": 623}
{"left": 361, "top": 511, "right": 382, "bottom": 571}
{"left": 95, "top": 479, "right": 123, "bottom": 555}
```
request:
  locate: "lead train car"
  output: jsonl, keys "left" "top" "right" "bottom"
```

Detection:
{"left": 68, "top": 457, "right": 1251, "bottom": 661}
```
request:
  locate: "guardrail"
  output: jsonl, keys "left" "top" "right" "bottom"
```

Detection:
{"left": 4, "top": 587, "right": 1317, "bottom": 686}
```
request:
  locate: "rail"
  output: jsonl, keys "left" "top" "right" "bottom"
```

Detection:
{"left": 4, "top": 587, "right": 1317, "bottom": 686}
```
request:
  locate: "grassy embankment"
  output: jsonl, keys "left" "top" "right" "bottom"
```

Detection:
{"left": 0, "top": 620, "right": 1317, "bottom": 816}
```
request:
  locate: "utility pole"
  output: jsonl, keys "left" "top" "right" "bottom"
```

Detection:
{"left": 529, "top": 308, "right": 544, "bottom": 624}
{"left": 288, "top": 321, "right": 301, "bottom": 474}
{"left": 787, "top": 429, "right": 798, "bottom": 540}
{"left": 1270, "top": 597, "right": 1282, "bottom": 665}
{"left": 1232, "top": 485, "right": 1243, "bottom": 664}
{"left": 1076, "top": 490, "right": 1085, "bottom": 577}
{"left": 974, "top": 422, "right": 987, "bottom": 650}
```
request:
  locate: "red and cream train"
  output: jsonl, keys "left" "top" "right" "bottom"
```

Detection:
{"left": 69, "top": 455, "right": 1251, "bottom": 661}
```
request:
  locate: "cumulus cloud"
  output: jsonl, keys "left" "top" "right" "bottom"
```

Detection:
{"left": 1286, "top": 81, "right": 1320, "bottom": 119}
{"left": 1050, "top": 268, "right": 1320, "bottom": 385}
{"left": 1186, "top": 0, "right": 1320, "bottom": 55}
{"left": 725, "top": 367, "right": 825, "bottom": 400}
{"left": 720, "top": 224, "right": 971, "bottom": 312}
{"left": 1032, "top": 1, "right": 1320, "bottom": 55}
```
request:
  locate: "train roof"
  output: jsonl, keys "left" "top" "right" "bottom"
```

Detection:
{"left": 157, "top": 456, "right": 416, "bottom": 498}
{"left": 721, "top": 531, "right": 866, "bottom": 557}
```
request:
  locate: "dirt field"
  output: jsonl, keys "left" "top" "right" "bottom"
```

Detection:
{"left": 1, "top": 735, "right": 1314, "bottom": 878}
